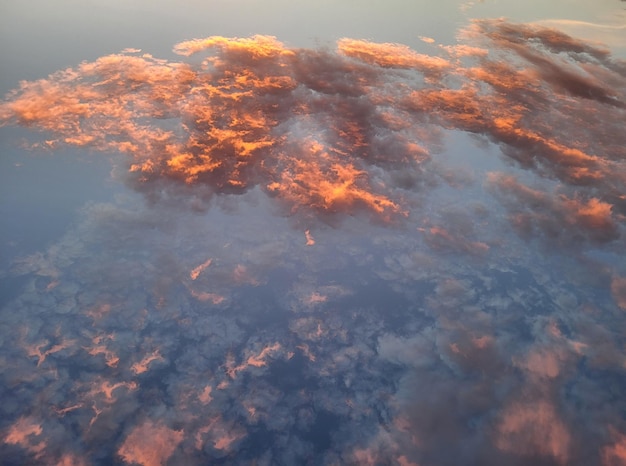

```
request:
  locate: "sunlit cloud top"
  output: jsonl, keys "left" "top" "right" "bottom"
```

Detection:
{"left": 2, "top": 19, "right": 624, "bottom": 228}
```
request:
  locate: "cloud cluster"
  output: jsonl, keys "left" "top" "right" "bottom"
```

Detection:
{"left": 488, "top": 173, "right": 620, "bottom": 247}
{"left": 2, "top": 19, "right": 624, "bottom": 230}
{"left": 1, "top": 191, "right": 624, "bottom": 465}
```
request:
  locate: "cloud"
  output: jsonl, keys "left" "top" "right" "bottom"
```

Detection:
{"left": 495, "top": 400, "right": 571, "bottom": 464}
{"left": 1, "top": 18, "right": 626, "bottom": 466}
{"left": 117, "top": 420, "right": 184, "bottom": 466}
{"left": 602, "top": 428, "right": 626, "bottom": 466}
{"left": 2, "top": 188, "right": 625, "bottom": 464}
{"left": 0, "top": 35, "right": 430, "bottom": 225}
{"left": 337, "top": 38, "right": 450, "bottom": 76}
{"left": 487, "top": 172, "right": 621, "bottom": 248}
{"left": 531, "top": 19, "right": 626, "bottom": 50}
{"left": 2, "top": 19, "right": 623, "bottom": 231}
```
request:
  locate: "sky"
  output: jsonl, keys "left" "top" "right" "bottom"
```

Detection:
{"left": 1, "top": 1, "right": 625, "bottom": 465}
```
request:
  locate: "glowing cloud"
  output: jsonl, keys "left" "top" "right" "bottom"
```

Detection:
{"left": 131, "top": 349, "right": 164, "bottom": 375}
{"left": 117, "top": 420, "right": 184, "bottom": 466}
{"left": 190, "top": 258, "right": 212, "bottom": 280}
{"left": 495, "top": 400, "right": 571, "bottom": 464}
{"left": 2, "top": 21, "right": 621, "bottom": 229}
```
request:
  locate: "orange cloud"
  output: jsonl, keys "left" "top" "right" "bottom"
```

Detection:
{"left": 495, "top": 400, "right": 571, "bottom": 464}
{"left": 198, "top": 385, "right": 213, "bottom": 405}
{"left": 131, "top": 349, "right": 164, "bottom": 375}
{"left": 190, "top": 290, "right": 226, "bottom": 304}
{"left": 57, "top": 453, "right": 89, "bottom": 466}
{"left": 213, "top": 431, "right": 245, "bottom": 451}
{"left": 268, "top": 158, "right": 402, "bottom": 220}
{"left": 24, "top": 338, "right": 75, "bottom": 367}
{"left": 602, "top": 428, "right": 626, "bottom": 466}
{"left": 173, "top": 35, "right": 294, "bottom": 59}
{"left": 4, "top": 416, "right": 43, "bottom": 446}
{"left": 118, "top": 420, "right": 183, "bottom": 466}
{"left": 224, "top": 342, "right": 282, "bottom": 378}
{"left": 84, "top": 333, "right": 120, "bottom": 367}
{"left": 190, "top": 258, "right": 212, "bottom": 280}
{"left": 193, "top": 416, "right": 245, "bottom": 452}
{"left": 88, "top": 380, "right": 138, "bottom": 404}
{"left": 2, "top": 24, "right": 623, "bottom": 231}
{"left": 337, "top": 38, "right": 450, "bottom": 75}
{"left": 3, "top": 416, "right": 47, "bottom": 460}
{"left": 488, "top": 173, "right": 620, "bottom": 247}
{"left": 0, "top": 34, "right": 417, "bottom": 225}
{"left": 246, "top": 342, "right": 281, "bottom": 368}
{"left": 304, "top": 292, "right": 327, "bottom": 305}
{"left": 304, "top": 229, "right": 315, "bottom": 246}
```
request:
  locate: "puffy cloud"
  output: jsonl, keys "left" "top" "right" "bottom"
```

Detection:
{"left": 0, "top": 35, "right": 429, "bottom": 225}
{"left": 117, "top": 420, "right": 184, "bottom": 466}
{"left": 495, "top": 400, "right": 571, "bottom": 464}
{"left": 2, "top": 19, "right": 624, "bottom": 231}
{"left": 488, "top": 173, "right": 621, "bottom": 247}
{"left": 4, "top": 417, "right": 45, "bottom": 455}
{"left": 602, "top": 429, "right": 626, "bottom": 466}
{"left": 337, "top": 38, "right": 450, "bottom": 76}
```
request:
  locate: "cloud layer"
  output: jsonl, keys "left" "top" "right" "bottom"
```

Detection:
{"left": 1, "top": 18, "right": 625, "bottom": 466}
{"left": 2, "top": 19, "right": 624, "bottom": 228}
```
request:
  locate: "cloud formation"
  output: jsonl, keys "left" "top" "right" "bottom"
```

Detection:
{"left": 2, "top": 19, "right": 624, "bottom": 230}
{"left": 1, "top": 18, "right": 626, "bottom": 466}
